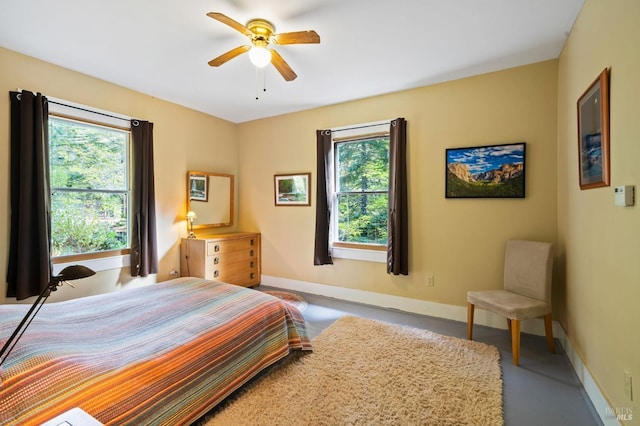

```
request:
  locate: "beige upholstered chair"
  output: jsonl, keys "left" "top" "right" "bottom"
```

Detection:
{"left": 467, "top": 239, "right": 555, "bottom": 366}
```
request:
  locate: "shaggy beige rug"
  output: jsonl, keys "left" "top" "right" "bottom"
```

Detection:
{"left": 204, "top": 316, "right": 503, "bottom": 426}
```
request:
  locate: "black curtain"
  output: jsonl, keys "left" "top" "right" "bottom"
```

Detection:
{"left": 313, "top": 129, "right": 333, "bottom": 265}
{"left": 130, "top": 120, "right": 158, "bottom": 277}
{"left": 387, "top": 118, "right": 409, "bottom": 275}
{"left": 7, "top": 91, "right": 53, "bottom": 300}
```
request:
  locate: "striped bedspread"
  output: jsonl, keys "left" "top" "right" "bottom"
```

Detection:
{"left": 0, "top": 278, "right": 312, "bottom": 425}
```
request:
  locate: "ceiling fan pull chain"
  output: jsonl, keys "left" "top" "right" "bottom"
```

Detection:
{"left": 255, "top": 68, "right": 259, "bottom": 100}
{"left": 255, "top": 68, "right": 268, "bottom": 100}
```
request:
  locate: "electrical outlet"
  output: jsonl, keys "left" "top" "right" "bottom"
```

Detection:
{"left": 427, "top": 275, "right": 435, "bottom": 286}
{"left": 624, "top": 370, "right": 633, "bottom": 401}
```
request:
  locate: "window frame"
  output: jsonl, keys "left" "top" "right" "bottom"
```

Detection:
{"left": 48, "top": 99, "right": 133, "bottom": 271}
{"left": 329, "top": 120, "right": 391, "bottom": 263}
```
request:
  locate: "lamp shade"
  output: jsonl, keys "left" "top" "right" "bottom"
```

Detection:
{"left": 58, "top": 265, "right": 96, "bottom": 281}
{"left": 248, "top": 46, "right": 272, "bottom": 68}
{"left": 186, "top": 211, "right": 197, "bottom": 221}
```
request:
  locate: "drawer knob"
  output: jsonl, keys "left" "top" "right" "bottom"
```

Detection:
{"left": 250, "top": 261, "right": 254, "bottom": 268}
{"left": 214, "top": 270, "right": 220, "bottom": 278}
{"left": 250, "top": 249, "right": 254, "bottom": 257}
{"left": 250, "top": 272, "right": 255, "bottom": 279}
{"left": 214, "top": 244, "right": 220, "bottom": 252}
{"left": 214, "top": 257, "right": 220, "bottom": 265}
{"left": 250, "top": 239, "right": 254, "bottom": 246}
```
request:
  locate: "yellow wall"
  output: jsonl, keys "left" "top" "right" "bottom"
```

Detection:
{"left": 0, "top": 47, "right": 238, "bottom": 303}
{"left": 237, "top": 60, "right": 558, "bottom": 308}
{"left": 557, "top": 0, "right": 640, "bottom": 417}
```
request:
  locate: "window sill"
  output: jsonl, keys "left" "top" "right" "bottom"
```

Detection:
{"left": 332, "top": 246, "right": 386, "bottom": 263}
{"left": 53, "top": 254, "right": 130, "bottom": 274}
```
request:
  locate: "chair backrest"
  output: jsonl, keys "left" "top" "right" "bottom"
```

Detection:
{"left": 503, "top": 239, "right": 553, "bottom": 302}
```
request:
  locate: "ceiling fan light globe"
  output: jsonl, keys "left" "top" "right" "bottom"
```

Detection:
{"left": 249, "top": 46, "right": 271, "bottom": 68}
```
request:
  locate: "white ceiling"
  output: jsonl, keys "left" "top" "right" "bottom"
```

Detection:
{"left": 0, "top": 0, "right": 583, "bottom": 124}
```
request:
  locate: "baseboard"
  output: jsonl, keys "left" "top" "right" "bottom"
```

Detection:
{"left": 262, "top": 275, "right": 550, "bottom": 335}
{"left": 261, "top": 274, "right": 616, "bottom": 425}
{"left": 554, "top": 326, "right": 619, "bottom": 425}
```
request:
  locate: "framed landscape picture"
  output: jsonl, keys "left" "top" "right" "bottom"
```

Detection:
{"left": 274, "top": 173, "right": 311, "bottom": 206}
{"left": 577, "top": 68, "right": 610, "bottom": 190}
{"left": 189, "top": 174, "right": 208, "bottom": 202}
{"left": 445, "top": 142, "right": 526, "bottom": 198}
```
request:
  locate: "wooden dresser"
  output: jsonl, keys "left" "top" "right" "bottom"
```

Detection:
{"left": 180, "top": 232, "right": 261, "bottom": 287}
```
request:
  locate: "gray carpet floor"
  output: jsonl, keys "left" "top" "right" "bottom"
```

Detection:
{"left": 258, "top": 285, "right": 603, "bottom": 426}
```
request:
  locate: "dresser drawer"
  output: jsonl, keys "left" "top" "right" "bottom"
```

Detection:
{"left": 206, "top": 252, "right": 258, "bottom": 269}
{"left": 206, "top": 236, "right": 258, "bottom": 256}
{"left": 207, "top": 261, "right": 260, "bottom": 286}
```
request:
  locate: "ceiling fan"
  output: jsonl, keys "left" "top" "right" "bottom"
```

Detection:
{"left": 206, "top": 12, "right": 320, "bottom": 81}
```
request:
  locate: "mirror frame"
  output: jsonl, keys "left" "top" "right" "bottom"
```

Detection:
{"left": 187, "top": 171, "right": 234, "bottom": 229}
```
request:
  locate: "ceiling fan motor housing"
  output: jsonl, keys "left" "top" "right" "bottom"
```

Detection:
{"left": 247, "top": 19, "right": 275, "bottom": 46}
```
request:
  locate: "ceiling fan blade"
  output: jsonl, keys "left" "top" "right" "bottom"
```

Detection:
{"left": 208, "top": 45, "right": 251, "bottom": 67}
{"left": 273, "top": 30, "right": 320, "bottom": 45}
{"left": 270, "top": 49, "right": 297, "bottom": 81}
{"left": 207, "top": 12, "right": 253, "bottom": 37}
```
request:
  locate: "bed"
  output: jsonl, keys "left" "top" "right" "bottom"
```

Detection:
{"left": 0, "top": 277, "right": 312, "bottom": 425}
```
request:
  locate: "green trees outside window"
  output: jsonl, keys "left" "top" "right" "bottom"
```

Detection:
{"left": 49, "top": 116, "right": 129, "bottom": 256}
{"left": 335, "top": 137, "right": 389, "bottom": 245}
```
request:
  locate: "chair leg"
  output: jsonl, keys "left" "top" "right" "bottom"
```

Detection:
{"left": 467, "top": 303, "right": 475, "bottom": 340}
{"left": 511, "top": 319, "right": 521, "bottom": 366}
{"left": 544, "top": 313, "right": 555, "bottom": 354}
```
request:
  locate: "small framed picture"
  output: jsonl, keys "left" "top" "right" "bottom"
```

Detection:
{"left": 445, "top": 142, "right": 526, "bottom": 198}
{"left": 189, "top": 174, "right": 208, "bottom": 201}
{"left": 274, "top": 173, "right": 311, "bottom": 206}
{"left": 577, "top": 68, "right": 610, "bottom": 190}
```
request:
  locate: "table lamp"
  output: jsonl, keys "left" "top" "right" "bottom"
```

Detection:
{"left": 187, "top": 211, "right": 197, "bottom": 238}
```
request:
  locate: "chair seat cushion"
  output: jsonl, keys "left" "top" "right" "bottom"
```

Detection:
{"left": 467, "top": 289, "right": 551, "bottom": 320}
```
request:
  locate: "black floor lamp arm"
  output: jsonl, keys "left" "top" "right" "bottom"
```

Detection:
{"left": 0, "top": 279, "right": 59, "bottom": 366}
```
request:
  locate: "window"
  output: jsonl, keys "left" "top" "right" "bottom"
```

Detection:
{"left": 331, "top": 122, "right": 390, "bottom": 261}
{"left": 49, "top": 114, "right": 131, "bottom": 258}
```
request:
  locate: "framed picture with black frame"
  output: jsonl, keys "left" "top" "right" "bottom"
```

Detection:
{"left": 445, "top": 142, "right": 526, "bottom": 198}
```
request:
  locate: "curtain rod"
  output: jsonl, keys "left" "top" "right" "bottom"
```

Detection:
{"left": 48, "top": 100, "right": 133, "bottom": 123}
{"left": 330, "top": 120, "right": 393, "bottom": 133}
{"left": 14, "top": 89, "right": 134, "bottom": 124}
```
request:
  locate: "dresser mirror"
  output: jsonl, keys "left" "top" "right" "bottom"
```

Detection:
{"left": 187, "top": 171, "right": 234, "bottom": 229}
